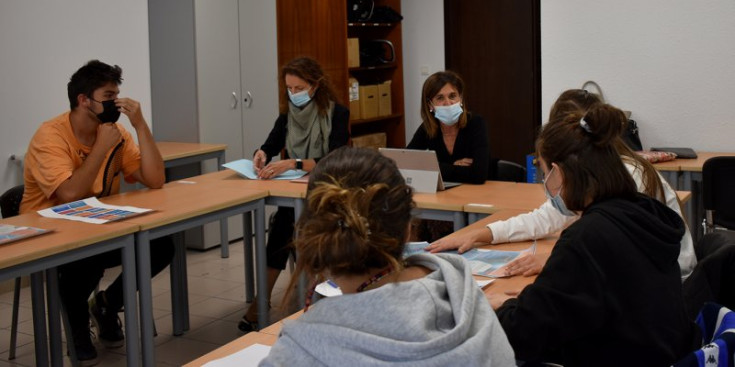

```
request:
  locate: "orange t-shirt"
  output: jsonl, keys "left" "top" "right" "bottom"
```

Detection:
{"left": 20, "top": 112, "right": 141, "bottom": 213}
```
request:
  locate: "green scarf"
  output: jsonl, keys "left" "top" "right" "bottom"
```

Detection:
{"left": 286, "top": 100, "right": 333, "bottom": 159}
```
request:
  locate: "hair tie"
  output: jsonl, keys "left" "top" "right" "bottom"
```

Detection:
{"left": 579, "top": 118, "right": 592, "bottom": 133}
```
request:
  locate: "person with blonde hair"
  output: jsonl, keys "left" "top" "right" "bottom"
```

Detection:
{"left": 260, "top": 147, "right": 514, "bottom": 366}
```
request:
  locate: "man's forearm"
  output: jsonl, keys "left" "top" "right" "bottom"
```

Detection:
{"left": 54, "top": 149, "right": 108, "bottom": 203}
{"left": 135, "top": 123, "right": 165, "bottom": 188}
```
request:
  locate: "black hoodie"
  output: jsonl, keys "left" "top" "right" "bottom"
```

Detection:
{"left": 496, "top": 194, "right": 699, "bottom": 366}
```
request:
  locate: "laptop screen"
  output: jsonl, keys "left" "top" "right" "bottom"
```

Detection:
{"left": 378, "top": 148, "right": 461, "bottom": 193}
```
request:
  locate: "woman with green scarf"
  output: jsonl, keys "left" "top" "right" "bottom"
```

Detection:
{"left": 239, "top": 57, "right": 350, "bottom": 332}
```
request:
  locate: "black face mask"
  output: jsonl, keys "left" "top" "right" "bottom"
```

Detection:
{"left": 90, "top": 98, "right": 121, "bottom": 123}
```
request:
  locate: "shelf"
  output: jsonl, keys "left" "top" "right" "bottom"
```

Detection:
{"left": 350, "top": 113, "right": 403, "bottom": 126}
{"left": 349, "top": 64, "right": 397, "bottom": 72}
{"left": 348, "top": 22, "right": 396, "bottom": 27}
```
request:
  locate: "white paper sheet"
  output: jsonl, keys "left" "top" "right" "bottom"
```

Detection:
{"left": 202, "top": 343, "right": 271, "bottom": 367}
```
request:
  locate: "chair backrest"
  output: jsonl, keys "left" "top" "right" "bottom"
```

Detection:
{"left": 703, "top": 157, "right": 735, "bottom": 232}
{"left": 0, "top": 185, "right": 24, "bottom": 218}
{"left": 496, "top": 160, "right": 527, "bottom": 183}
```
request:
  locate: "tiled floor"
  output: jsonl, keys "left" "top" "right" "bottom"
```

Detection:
{"left": 0, "top": 240, "right": 297, "bottom": 366}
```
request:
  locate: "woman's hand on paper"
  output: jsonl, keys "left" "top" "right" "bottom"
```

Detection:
{"left": 253, "top": 150, "right": 267, "bottom": 170}
{"left": 504, "top": 253, "right": 548, "bottom": 277}
{"left": 426, "top": 227, "right": 489, "bottom": 254}
{"left": 257, "top": 159, "right": 293, "bottom": 180}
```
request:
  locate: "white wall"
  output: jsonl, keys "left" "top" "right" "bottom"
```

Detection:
{"left": 542, "top": 0, "right": 735, "bottom": 151}
{"left": 401, "top": 0, "right": 445, "bottom": 143}
{"left": 0, "top": 1, "right": 151, "bottom": 194}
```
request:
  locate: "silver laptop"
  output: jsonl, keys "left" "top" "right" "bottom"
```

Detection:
{"left": 379, "top": 148, "right": 461, "bottom": 193}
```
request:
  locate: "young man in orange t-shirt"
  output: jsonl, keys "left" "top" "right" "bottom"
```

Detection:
{"left": 21, "top": 60, "right": 174, "bottom": 366}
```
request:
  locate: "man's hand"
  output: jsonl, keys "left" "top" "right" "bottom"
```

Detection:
{"left": 116, "top": 97, "right": 145, "bottom": 129}
{"left": 94, "top": 123, "right": 122, "bottom": 152}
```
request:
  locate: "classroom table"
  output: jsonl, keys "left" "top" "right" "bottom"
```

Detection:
{"left": 100, "top": 179, "right": 268, "bottom": 367}
{"left": 454, "top": 181, "right": 547, "bottom": 223}
{"left": 157, "top": 141, "right": 234, "bottom": 259}
{"left": 188, "top": 170, "right": 309, "bottom": 304}
{"left": 157, "top": 141, "right": 227, "bottom": 170}
{"left": 0, "top": 214, "right": 140, "bottom": 367}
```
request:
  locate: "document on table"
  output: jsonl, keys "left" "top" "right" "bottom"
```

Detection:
{"left": 404, "top": 241, "right": 536, "bottom": 278}
{"left": 0, "top": 224, "right": 52, "bottom": 245}
{"left": 38, "top": 197, "right": 152, "bottom": 224}
{"left": 223, "top": 159, "right": 307, "bottom": 180}
{"left": 203, "top": 343, "right": 271, "bottom": 367}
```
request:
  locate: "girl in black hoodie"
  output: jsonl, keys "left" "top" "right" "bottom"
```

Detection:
{"left": 493, "top": 104, "right": 699, "bottom": 366}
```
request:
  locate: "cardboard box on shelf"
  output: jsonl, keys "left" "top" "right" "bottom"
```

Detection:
{"left": 378, "top": 80, "right": 392, "bottom": 116}
{"left": 348, "top": 77, "right": 361, "bottom": 120}
{"left": 352, "top": 132, "right": 387, "bottom": 150}
{"left": 347, "top": 38, "right": 360, "bottom": 68}
{"left": 359, "top": 85, "right": 378, "bottom": 119}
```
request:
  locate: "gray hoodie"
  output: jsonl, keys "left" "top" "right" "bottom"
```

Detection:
{"left": 259, "top": 253, "right": 516, "bottom": 366}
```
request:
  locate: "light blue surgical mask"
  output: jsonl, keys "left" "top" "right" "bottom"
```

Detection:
{"left": 433, "top": 102, "right": 463, "bottom": 125}
{"left": 543, "top": 166, "right": 576, "bottom": 216}
{"left": 288, "top": 88, "right": 312, "bottom": 107}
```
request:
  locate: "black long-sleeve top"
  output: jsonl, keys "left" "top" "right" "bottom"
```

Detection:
{"left": 259, "top": 103, "right": 350, "bottom": 162}
{"left": 406, "top": 113, "right": 489, "bottom": 184}
{"left": 496, "top": 195, "right": 699, "bottom": 366}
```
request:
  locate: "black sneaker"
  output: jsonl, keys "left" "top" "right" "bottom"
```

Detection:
{"left": 89, "top": 291, "right": 124, "bottom": 348}
{"left": 72, "top": 327, "right": 99, "bottom": 367}
{"left": 237, "top": 314, "right": 259, "bottom": 333}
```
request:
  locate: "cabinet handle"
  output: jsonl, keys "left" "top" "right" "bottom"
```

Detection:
{"left": 231, "top": 92, "right": 238, "bottom": 109}
{"left": 244, "top": 91, "right": 253, "bottom": 108}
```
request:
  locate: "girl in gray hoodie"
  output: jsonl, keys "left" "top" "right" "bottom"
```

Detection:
{"left": 260, "top": 146, "right": 515, "bottom": 367}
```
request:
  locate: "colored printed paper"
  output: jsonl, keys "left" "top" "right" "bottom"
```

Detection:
{"left": 38, "top": 197, "right": 152, "bottom": 224}
{"left": 0, "top": 224, "right": 52, "bottom": 245}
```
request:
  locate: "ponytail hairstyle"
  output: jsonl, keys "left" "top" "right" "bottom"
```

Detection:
{"left": 548, "top": 89, "right": 665, "bottom": 202}
{"left": 283, "top": 147, "right": 414, "bottom": 301}
{"left": 538, "top": 104, "right": 638, "bottom": 211}
{"left": 279, "top": 56, "right": 340, "bottom": 116}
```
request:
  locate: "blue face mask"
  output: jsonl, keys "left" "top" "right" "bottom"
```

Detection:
{"left": 433, "top": 102, "right": 463, "bottom": 125}
{"left": 288, "top": 88, "right": 312, "bottom": 107}
{"left": 543, "top": 166, "right": 576, "bottom": 216}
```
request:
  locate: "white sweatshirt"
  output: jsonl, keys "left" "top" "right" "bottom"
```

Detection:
{"left": 487, "top": 160, "right": 697, "bottom": 280}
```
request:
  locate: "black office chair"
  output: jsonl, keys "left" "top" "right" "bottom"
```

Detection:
{"left": 1, "top": 185, "right": 24, "bottom": 360}
{"left": 496, "top": 160, "right": 527, "bottom": 183}
{"left": 702, "top": 156, "right": 735, "bottom": 234}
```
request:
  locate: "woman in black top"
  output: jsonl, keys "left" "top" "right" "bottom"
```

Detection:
{"left": 492, "top": 103, "right": 698, "bottom": 366}
{"left": 407, "top": 71, "right": 489, "bottom": 184}
{"left": 239, "top": 57, "right": 349, "bottom": 332}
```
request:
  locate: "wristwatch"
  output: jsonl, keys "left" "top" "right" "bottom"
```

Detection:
{"left": 295, "top": 159, "right": 303, "bottom": 170}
